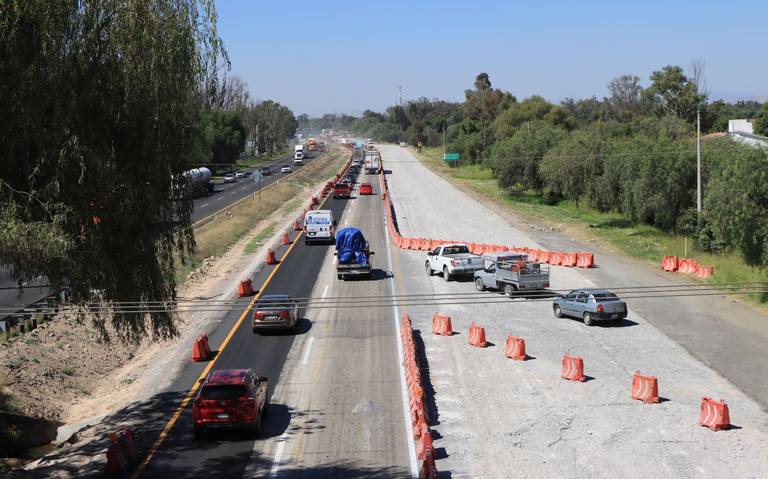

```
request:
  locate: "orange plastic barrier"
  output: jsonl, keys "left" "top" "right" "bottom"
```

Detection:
{"left": 529, "top": 249, "right": 541, "bottom": 262}
{"left": 467, "top": 321, "right": 487, "bottom": 348}
{"left": 192, "top": 333, "right": 212, "bottom": 362}
{"left": 416, "top": 430, "right": 435, "bottom": 461}
{"left": 678, "top": 258, "right": 698, "bottom": 274}
{"left": 238, "top": 278, "right": 254, "bottom": 298}
{"left": 538, "top": 251, "right": 551, "bottom": 263}
{"left": 105, "top": 429, "right": 137, "bottom": 475}
{"left": 700, "top": 397, "right": 730, "bottom": 431}
{"left": 631, "top": 371, "right": 659, "bottom": 403}
{"left": 562, "top": 252, "right": 577, "bottom": 267}
{"left": 505, "top": 335, "right": 526, "bottom": 361}
{"left": 696, "top": 265, "right": 714, "bottom": 279}
{"left": 311, "top": 195, "right": 319, "bottom": 205}
{"left": 549, "top": 252, "right": 564, "bottom": 266}
{"left": 576, "top": 252, "right": 595, "bottom": 268}
{"left": 281, "top": 232, "right": 290, "bottom": 245}
{"left": 432, "top": 313, "right": 453, "bottom": 336}
{"left": 293, "top": 220, "right": 301, "bottom": 231}
{"left": 561, "top": 352, "right": 585, "bottom": 381}
{"left": 266, "top": 248, "right": 277, "bottom": 265}
{"left": 661, "top": 255, "right": 679, "bottom": 272}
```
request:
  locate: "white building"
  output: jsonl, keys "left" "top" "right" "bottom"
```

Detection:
{"left": 728, "top": 119, "right": 754, "bottom": 134}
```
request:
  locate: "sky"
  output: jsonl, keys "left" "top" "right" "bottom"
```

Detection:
{"left": 216, "top": 0, "right": 768, "bottom": 117}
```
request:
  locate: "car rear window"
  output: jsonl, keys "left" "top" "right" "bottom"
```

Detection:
{"left": 257, "top": 298, "right": 292, "bottom": 308}
{"left": 201, "top": 385, "right": 247, "bottom": 400}
{"left": 593, "top": 292, "right": 619, "bottom": 301}
{"left": 443, "top": 246, "right": 469, "bottom": 255}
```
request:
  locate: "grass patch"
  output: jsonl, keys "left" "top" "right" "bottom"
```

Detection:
{"left": 244, "top": 222, "right": 277, "bottom": 254}
{"left": 175, "top": 147, "right": 348, "bottom": 283}
{"left": 236, "top": 150, "right": 288, "bottom": 168}
{"left": 414, "top": 146, "right": 768, "bottom": 306}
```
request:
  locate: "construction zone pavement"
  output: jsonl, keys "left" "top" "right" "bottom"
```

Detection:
{"left": 380, "top": 144, "right": 768, "bottom": 478}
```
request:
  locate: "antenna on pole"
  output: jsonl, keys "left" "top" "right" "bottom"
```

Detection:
{"left": 398, "top": 85, "right": 402, "bottom": 106}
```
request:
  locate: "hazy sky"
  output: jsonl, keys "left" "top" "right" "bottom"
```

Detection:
{"left": 216, "top": 0, "right": 767, "bottom": 116}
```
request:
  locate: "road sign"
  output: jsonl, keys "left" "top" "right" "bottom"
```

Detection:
{"left": 443, "top": 153, "right": 460, "bottom": 161}
{"left": 252, "top": 171, "right": 263, "bottom": 183}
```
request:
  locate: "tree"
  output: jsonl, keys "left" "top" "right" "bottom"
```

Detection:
{"left": 755, "top": 102, "right": 768, "bottom": 136}
{"left": 605, "top": 75, "right": 649, "bottom": 122}
{"left": 463, "top": 73, "right": 516, "bottom": 124}
{"left": 645, "top": 65, "right": 707, "bottom": 123}
{"left": 245, "top": 100, "right": 297, "bottom": 153}
{"left": 199, "top": 110, "right": 246, "bottom": 165}
{"left": 0, "top": 0, "right": 224, "bottom": 342}
{"left": 493, "top": 95, "right": 554, "bottom": 140}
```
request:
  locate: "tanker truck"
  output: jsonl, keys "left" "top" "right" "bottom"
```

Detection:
{"left": 183, "top": 167, "right": 214, "bottom": 197}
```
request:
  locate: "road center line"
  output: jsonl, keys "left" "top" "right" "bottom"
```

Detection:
{"left": 200, "top": 202, "right": 209, "bottom": 207}
{"left": 301, "top": 337, "right": 315, "bottom": 365}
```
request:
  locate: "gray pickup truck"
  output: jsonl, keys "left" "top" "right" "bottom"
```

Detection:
{"left": 425, "top": 244, "right": 483, "bottom": 281}
{"left": 473, "top": 252, "right": 550, "bottom": 297}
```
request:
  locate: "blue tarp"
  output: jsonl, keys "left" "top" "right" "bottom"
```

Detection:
{"left": 336, "top": 227, "right": 369, "bottom": 266}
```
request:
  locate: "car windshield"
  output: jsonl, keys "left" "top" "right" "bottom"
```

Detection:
{"left": 201, "top": 385, "right": 247, "bottom": 400}
{"left": 593, "top": 292, "right": 619, "bottom": 301}
{"left": 443, "top": 246, "right": 469, "bottom": 255}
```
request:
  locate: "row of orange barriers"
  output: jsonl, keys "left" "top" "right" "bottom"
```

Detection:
{"left": 431, "top": 312, "right": 732, "bottom": 431}
{"left": 401, "top": 314, "right": 439, "bottom": 478}
{"left": 661, "top": 255, "right": 714, "bottom": 278}
{"left": 376, "top": 157, "right": 595, "bottom": 268}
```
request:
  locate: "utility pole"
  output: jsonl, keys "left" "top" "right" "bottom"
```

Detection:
{"left": 398, "top": 85, "right": 402, "bottom": 106}
{"left": 697, "top": 109, "right": 702, "bottom": 213}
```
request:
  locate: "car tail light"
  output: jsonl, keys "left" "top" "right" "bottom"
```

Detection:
{"left": 597, "top": 304, "right": 604, "bottom": 314}
{"left": 254, "top": 312, "right": 265, "bottom": 319}
{"left": 450, "top": 260, "right": 456, "bottom": 267}
{"left": 279, "top": 311, "right": 290, "bottom": 319}
{"left": 240, "top": 398, "right": 255, "bottom": 408}
{"left": 544, "top": 283, "right": 549, "bottom": 288}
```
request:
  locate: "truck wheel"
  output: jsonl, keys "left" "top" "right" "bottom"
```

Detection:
{"left": 442, "top": 267, "right": 451, "bottom": 282}
{"left": 337, "top": 274, "right": 342, "bottom": 280}
{"left": 425, "top": 262, "right": 434, "bottom": 276}
{"left": 583, "top": 312, "right": 595, "bottom": 326}
{"left": 553, "top": 305, "right": 563, "bottom": 318}
{"left": 474, "top": 278, "right": 485, "bottom": 291}
{"left": 504, "top": 284, "right": 516, "bottom": 298}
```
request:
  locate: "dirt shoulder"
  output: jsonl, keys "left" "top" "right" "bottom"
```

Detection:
{"left": 0, "top": 148, "right": 348, "bottom": 467}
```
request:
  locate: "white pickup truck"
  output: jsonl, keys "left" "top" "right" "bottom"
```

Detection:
{"left": 425, "top": 244, "right": 483, "bottom": 281}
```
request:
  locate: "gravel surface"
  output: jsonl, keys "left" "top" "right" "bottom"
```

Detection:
{"left": 382, "top": 144, "right": 768, "bottom": 479}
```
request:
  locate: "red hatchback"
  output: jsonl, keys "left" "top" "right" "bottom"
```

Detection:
{"left": 359, "top": 183, "right": 374, "bottom": 195}
{"left": 192, "top": 369, "right": 268, "bottom": 436}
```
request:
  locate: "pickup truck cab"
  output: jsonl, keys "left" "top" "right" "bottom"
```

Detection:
{"left": 425, "top": 244, "right": 482, "bottom": 281}
{"left": 474, "top": 252, "right": 550, "bottom": 297}
{"left": 333, "top": 182, "right": 351, "bottom": 199}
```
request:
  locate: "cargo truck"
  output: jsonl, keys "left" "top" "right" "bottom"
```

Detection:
{"left": 335, "top": 227, "right": 374, "bottom": 280}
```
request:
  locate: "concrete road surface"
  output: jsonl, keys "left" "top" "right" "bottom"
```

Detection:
{"left": 380, "top": 144, "right": 768, "bottom": 478}
{"left": 132, "top": 166, "right": 414, "bottom": 478}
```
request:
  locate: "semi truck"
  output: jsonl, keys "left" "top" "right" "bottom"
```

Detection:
{"left": 307, "top": 138, "right": 317, "bottom": 152}
{"left": 364, "top": 154, "right": 380, "bottom": 174}
{"left": 183, "top": 167, "right": 214, "bottom": 196}
{"left": 294, "top": 144, "right": 305, "bottom": 163}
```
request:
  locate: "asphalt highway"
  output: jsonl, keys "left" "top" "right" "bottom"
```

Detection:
{"left": 135, "top": 166, "right": 412, "bottom": 477}
{"left": 192, "top": 152, "right": 323, "bottom": 222}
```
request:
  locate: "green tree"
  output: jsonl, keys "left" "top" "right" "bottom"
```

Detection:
{"left": 755, "top": 102, "right": 768, "bottom": 136}
{"left": 462, "top": 72, "right": 516, "bottom": 124}
{"left": 645, "top": 65, "right": 707, "bottom": 123}
{"left": 199, "top": 110, "right": 246, "bottom": 165}
{"left": 0, "top": 0, "right": 224, "bottom": 342}
{"left": 605, "top": 75, "right": 650, "bottom": 122}
{"left": 493, "top": 95, "right": 554, "bottom": 140}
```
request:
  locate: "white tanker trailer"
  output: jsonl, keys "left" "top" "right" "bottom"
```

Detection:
{"left": 183, "top": 167, "right": 214, "bottom": 196}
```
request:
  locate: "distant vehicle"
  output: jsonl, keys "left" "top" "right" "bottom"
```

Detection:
{"left": 366, "top": 138, "right": 373, "bottom": 144}
{"left": 192, "top": 368, "right": 268, "bottom": 436}
{"left": 252, "top": 294, "right": 300, "bottom": 333}
{"left": 307, "top": 138, "right": 317, "bottom": 152}
{"left": 304, "top": 209, "right": 336, "bottom": 244}
{"left": 335, "top": 227, "right": 374, "bottom": 280}
{"left": 474, "top": 252, "right": 550, "bottom": 297}
{"left": 259, "top": 166, "right": 272, "bottom": 176}
{"left": 341, "top": 138, "right": 349, "bottom": 145}
{"left": 345, "top": 173, "right": 356, "bottom": 185}
{"left": 318, "top": 140, "right": 326, "bottom": 152}
{"left": 183, "top": 167, "right": 214, "bottom": 196}
{"left": 359, "top": 183, "right": 373, "bottom": 195}
{"left": 425, "top": 244, "right": 483, "bottom": 281}
{"left": 399, "top": 141, "right": 406, "bottom": 147}
{"left": 223, "top": 173, "right": 236, "bottom": 183}
{"left": 294, "top": 144, "right": 305, "bottom": 160}
{"left": 553, "top": 289, "right": 628, "bottom": 326}
{"left": 333, "top": 182, "right": 351, "bottom": 199}
{"left": 281, "top": 166, "right": 292, "bottom": 174}
{"left": 235, "top": 171, "right": 246, "bottom": 179}
{"left": 364, "top": 154, "right": 380, "bottom": 174}
{"left": 293, "top": 155, "right": 304, "bottom": 165}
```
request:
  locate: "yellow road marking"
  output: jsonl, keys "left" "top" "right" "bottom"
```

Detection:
{"left": 133, "top": 164, "right": 346, "bottom": 477}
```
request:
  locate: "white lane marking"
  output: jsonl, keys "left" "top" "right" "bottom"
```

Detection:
{"left": 302, "top": 337, "right": 315, "bottom": 365}
{"left": 217, "top": 197, "right": 223, "bottom": 201}
{"left": 230, "top": 190, "right": 239, "bottom": 195}
{"left": 200, "top": 202, "right": 209, "bottom": 207}
{"left": 322, "top": 285, "right": 329, "bottom": 299}
{"left": 268, "top": 432, "right": 288, "bottom": 478}
{"left": 383, "top": 206, "right": 419, "bottom": 477}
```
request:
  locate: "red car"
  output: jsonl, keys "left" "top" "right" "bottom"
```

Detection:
{"left": 359, "top": 183, "right": 374, "bottom": 195}
{"left": 192, "top": 369, "right": 268, "bottom": 436}
{"left": 333, "top": 182, "right": 351, "bottom": 199}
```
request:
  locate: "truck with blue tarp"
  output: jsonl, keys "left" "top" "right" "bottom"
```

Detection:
{"left": 335, "top": 227, "right": 374, "bottom": 280}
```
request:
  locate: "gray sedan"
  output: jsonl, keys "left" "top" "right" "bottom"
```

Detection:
{"left": 252, "top": 295, "right": 300, "bottom": 333}
{"left": 552, "top": 289, "right": 627, "bottom": 326}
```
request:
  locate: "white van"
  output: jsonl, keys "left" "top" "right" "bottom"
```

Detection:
{"left": 304, "top": 209, "right": 336, "bottom": 245}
